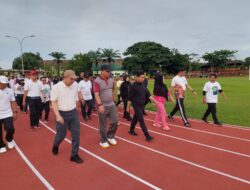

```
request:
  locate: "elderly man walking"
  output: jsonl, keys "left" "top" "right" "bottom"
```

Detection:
{"left": 93, "top": 64, "right": 119, "bottom": 148}
{"left": 51, "top": 70, "right": 83, "bottom": 164}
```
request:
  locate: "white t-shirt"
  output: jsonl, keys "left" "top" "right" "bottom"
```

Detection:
{"left": 116, "top": 80, "right": 123, "bottom": 95}
{"left": 14, "top": 84, "right": 24, "bottom": 95}
{"left": 171, "top": 75, "right": 188, "bottom": 91}
{"left": 0, "top": 88, "right": 15, "bottom": 119}
{"left": 203, "top": 81, "right": 222, "bottom": 103}
{"left": 24, "top": 80, "right": 42, "bottom": 97}
{"left": 51, "top": 81, "right": 80, "bottom": 111}
{"left": 41, "top": 84, "right": 51, "bottom": 102}
{"left": 78, "top": 80, "right": 93, "bottom": 101}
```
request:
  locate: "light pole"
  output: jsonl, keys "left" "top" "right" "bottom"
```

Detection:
{"left": 5, "top": 35, "right": 35, "bottom": 75}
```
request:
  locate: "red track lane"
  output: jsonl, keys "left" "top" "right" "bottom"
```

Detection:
{"left": 0, "top": 147, "right": 45, "bottom": 190}
{"left": 84, "top": 115, "right": 250, "bottom": 182}
{"left": 135, "top": 108, "right": 250, "bottom": 139}
{"left": 11, "top": 113, "right": 155, "bottom": 190}
{"left": 117, "top": 114, "right": 250, "bottom": 156}
{"left": 44, "top": 116, "right": 250, "bottom": 190}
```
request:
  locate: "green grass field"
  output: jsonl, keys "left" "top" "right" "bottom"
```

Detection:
{"left": 144, "top": 76, "right": 250, "bottom": 127}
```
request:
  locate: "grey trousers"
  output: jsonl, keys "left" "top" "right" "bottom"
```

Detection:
{"left": 53, "top": 109, "right": 80, "bottom": 157}
{"left": 98, "top": 105, "right": 119, "bottom": 143}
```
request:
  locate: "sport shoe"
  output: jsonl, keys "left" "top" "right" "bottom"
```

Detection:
{"left": 215, "top": 122, "right": 223, "bottom": 126}
{"left": 146, "top": 135, "right": 154, "bottom": 142}
{"left": 44, "top": 120, "right": 48, "bottom": 124}
{"left": 99, "top": 142, "right": 110, "bottom": 148}
{"left": 163, "top": 127, "right": 170, "bottom": 131}
{"left": 184, "top": 122, "right": 191, "bottom": 127}
{"left": 153, "top": 123, "right": 161, "bottom": 128}
{"left": 0, "top": 147, "right": 7, "bottom": 153}
{"left": 202, "top": 119, "right": 209, "bottom": 124}
{"left": 7, "top": 140, "right": 15, "bottom": 149}
{"left": 107, "top": 138, "right": 117, "bottom": 145}
{"left": 128, "top": 130, "right": 138, "bottom": 136}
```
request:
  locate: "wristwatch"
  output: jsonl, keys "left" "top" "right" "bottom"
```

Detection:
{"left": 98, "top": 103, "right": 103, "bottom": 107}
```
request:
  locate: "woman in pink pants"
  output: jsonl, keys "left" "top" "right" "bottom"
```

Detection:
{"left": 153, "top": 73, "right": 174, "bottom": 130}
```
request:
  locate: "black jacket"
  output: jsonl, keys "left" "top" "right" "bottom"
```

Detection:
{"left": 128, "top": 82, "right": 151, "bottom": 106}
{"left": 120, "top": 81, "right": 131, "bottom": 100}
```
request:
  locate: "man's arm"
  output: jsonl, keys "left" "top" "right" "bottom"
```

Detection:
{"left": 93, "top": 81, "right": 105, "bottom": 113}
{"left": 22, "top": 90, "right": 28, "bottom": 107}
{"left": 51, "top": 100, "right": 64, "bottom": 124}
{"left": 219, "top": 90, "right": 228, "bottom": 100}
{"left": 186, "top": 83, "right": 197, "bottom": 96}
{"left": 11, "top": 101, "right": 18, "bottom": 121}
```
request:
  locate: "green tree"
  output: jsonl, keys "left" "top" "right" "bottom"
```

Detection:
{"left": 202, "top": 50, "right": 237, "bottom": 71}
{"left": 100, "top": 48, "right": 120, "bottom": 64}
{"left": 87, "top": 49, "right": 101, "bottom": 74}
{"left": 67, "top": 53, "right": 92, "bottom": 75}
{"left": 12, "top": 52, "right": 43, "bottom": 70}
{"left": 245, "top": 57, "right": 250, "bottom": 67}
{"left": 123, "top": 41, "right": 172, "bottom": 74}
{"left": 49, "top": 52, "right": 66, "bottom": 76}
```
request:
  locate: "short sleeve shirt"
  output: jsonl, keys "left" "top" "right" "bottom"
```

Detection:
{"left": 0, "top": 88, "right": 15, "bottom": 119}
{"left": 203, "top": 81, "right": 222, "bottom": 103}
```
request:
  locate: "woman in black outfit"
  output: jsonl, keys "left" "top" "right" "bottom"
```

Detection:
{"left": 120, "top": 75, "right": 132, "bottom": 121}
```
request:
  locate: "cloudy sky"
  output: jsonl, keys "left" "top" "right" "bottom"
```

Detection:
{"left": 0, "top": 0, "right": 249, "bottom": 69}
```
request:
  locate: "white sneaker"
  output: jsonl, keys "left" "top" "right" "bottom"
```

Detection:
{"left": 107, "top": 138, "right": 117, "bottom": 145}
{"left": 0, "top": 147, "right": 7, "bottom": 153}
{"left": 99, "top": 142, "right": 110, "bottom": 148}
{"left": 7, "top": 140, "right": 15, "bottom": 149}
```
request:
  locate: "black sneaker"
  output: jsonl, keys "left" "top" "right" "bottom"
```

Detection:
{"left": 168, "top": 115, "right": 174, "bottom": 121}
{"left": 184, "top": 122, "right": 191, "bottom": 127}
{"left": 70, "top": 155, "right": 83, "bottom": 164}
{"left": 146, "top": 135, "right": 154, "bottom": 142}
{"left": 214, "top": 122, "right": 223, "bottom": 126}
{"left": 202, "top": 119, "right": 209, "bottom": 124}
{"left": 87, "top": 115, "right": 91, "bottom": 120}
{"left": 83, "top": 116, "right": 88, "bottom": 121}
{"left": 128, "top": 130, "right": 138, "bottom": 136}
{"left": 52, "top": 146, "right": 58, "bottom": 155}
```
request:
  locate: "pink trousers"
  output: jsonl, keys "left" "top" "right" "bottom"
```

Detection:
{"left": 154, "top": 100, "right": 168, "bottom": 128}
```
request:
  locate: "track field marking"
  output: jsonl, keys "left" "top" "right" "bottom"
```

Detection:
{"left": 39, "top": 121, "right": 162, "bottom": 190}
{"left": 14, "top": 141, "right": 55, "bottom": 190}
{"left": 79, "top": 122, "right": 250, "bottom": 185}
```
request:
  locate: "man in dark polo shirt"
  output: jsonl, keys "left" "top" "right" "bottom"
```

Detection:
{"left": 93, "top": 64, "right": 119, "bottom": 148}
{"left": 127, "top": 71, "right": 155, "bottom": 141}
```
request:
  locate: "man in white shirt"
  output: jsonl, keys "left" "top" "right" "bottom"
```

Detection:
{"left": 169, "top": 68, "right": 197, "bottom": 127}
{"left": 23, "top": 70, "right": 43, "bottom": 130}
{"left": 40, "top": 76, "right": 51, "bottom": 123}
{"left": 202, "top": 73, "right": 227, "bottom": 126}
{"left": 14, "top": 78, "right": 25, "bottom": 111}
{"left": 0, "top": 76, "right": 18, "bottom": 153}
{"left": 51, "top": 70, "right": 84, "bottom": 164}
{"left": 79, "top": 72, "right": 93, "bottom": 121}
{"left": 115, "top": 75, "right": 123, "bottom": 107}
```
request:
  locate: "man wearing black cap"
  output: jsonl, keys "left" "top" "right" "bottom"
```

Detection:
{"left": 79, "top": 72, "right": 93, "bottom": 121}
{"left": 93, "top": 64, "right": 119, "bottom": 148}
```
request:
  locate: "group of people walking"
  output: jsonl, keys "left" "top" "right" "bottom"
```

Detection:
{"left": 0, "top": 65, "right": 227, "bottom": 165}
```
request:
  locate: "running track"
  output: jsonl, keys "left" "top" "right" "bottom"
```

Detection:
{"left": 1, "top": 107, "right": 250, "bottom": 190}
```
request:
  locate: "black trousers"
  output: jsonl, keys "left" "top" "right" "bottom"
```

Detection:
{"left": 202, "top": 103, "right": 218, "bottom": 123}
{"left": 16, "top": 94, "right": 24, "bottom": 111}
{"left": 0, "top": 117, "right": 15, "bottom": 148}
{"left": 116, "top": 94, "right": 122, "bottom": 106}
{"left": 170, "top": 98, "right": 189, "bottom": 124}
{"left": 122, "top": 98, "right": 130, "bottom": 118}
{"left": 40, "top": 101, "right": 50, "bottom": 120}
{"left": 28, "top": 97, "right": 42, "bottom": 127}
{"left": 81, "top": 100, "right": 93, "bottom": 118}
{"left": 24, "top": 97, "right": 29, "bottom": 112}
{"left": 130, "top": 103, "right": 149, "bottom": 137}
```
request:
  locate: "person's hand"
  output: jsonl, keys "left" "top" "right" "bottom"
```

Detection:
{"left": 99, "top": 105, "right": 105, "bottom": 114}
{"left": 56, "top": 114, "right": 64, "bottom": 124}
{"left": 192, "top": 91, "right": 197, "bottom": 96}
{"left": 81, "top": 99, "right": 85, "bottom": 105}
{"left": 202, "top": 98, "right": 206, "bottom": 104}
{"left": 22, "top": 101, "right": 25, "bottom": 109}
{"left": 13, "top": 112, "right": 17, "bottom": 121}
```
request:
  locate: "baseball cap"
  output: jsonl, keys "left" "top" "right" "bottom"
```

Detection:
{"left": 0, "top": 76, "right": 9, "bottom": 84}
{"left": 30, "top": 70, "right": 38, "bottom": 75}
{"left": 64, "top": 70, "right": 77, "bottom": 79}
{"left": 101, "top": 64, "right": 111, "bottom": 72}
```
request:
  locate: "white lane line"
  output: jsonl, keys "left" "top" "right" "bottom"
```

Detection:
{"left": 91, "top": 112, "right": 250, "bottom": 157}
{"left": 144, "top": 109, "right": 250, "bottom": 131}
{"left": 115, "top": 119, "right": 250, "bottom": 158}
{"left": 116, "top": 111, "right": 250, "bottom": 142}
{"left": 14, "top": 141, "right": 55, "bottom": 190}
{"left": 80, "top": 122, "right": 250, "bottom": 185}
{"left": 39, "top": 121, "right": 162, "bottom": 190}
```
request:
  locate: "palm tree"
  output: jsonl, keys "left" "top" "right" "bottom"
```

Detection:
{"left": 49, "top": 52, "right": 66, "bottom": 76}
{"left": 100, "top": 48, "right": 121, "bottom": 64}
{"left": 87, "top": 49, "right": 101, "bottom": 74}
